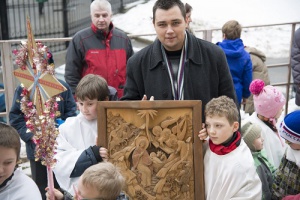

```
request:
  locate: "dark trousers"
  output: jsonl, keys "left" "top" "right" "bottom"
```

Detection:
{"left": 30, "top": 159, "right": 60, "bottom": 200}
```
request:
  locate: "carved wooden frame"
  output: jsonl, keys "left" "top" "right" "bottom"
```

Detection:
{"left": 97, "top": 100, "right": 204, "bottom": 200}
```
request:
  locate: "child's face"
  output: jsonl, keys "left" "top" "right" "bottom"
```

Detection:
{"left": 77, "top": 98, "right": 98, "bottom": 121}
{"left": 74, "top": 177, "right": 101, "bottom": 200}
{"left": 253, "top": 136, "right": 264, "bottom": 151}
{"left": 0, "top": 146, "right": 17, "bottom": 185}
{"left": 206, "top": 115, "right": 239, "bottom": 145}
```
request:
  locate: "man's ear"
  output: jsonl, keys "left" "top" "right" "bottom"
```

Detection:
{"left": 233, "top": 121, "right": 239, "bottom": 132}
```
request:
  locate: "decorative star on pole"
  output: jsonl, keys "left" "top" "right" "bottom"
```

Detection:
{"left": 13, "top": 16, "right": 67, "bottom": 115}
{"left": 12, "top": 16, "right": 66, "bottom": 200}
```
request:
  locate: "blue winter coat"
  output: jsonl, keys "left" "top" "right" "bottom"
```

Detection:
{"left": 9, "top": 80, "right": 77, "bottom": 160}
{"left": 217, "top": 39, "right": 252, "bottom": 104}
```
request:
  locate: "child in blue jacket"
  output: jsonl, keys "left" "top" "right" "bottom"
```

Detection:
{"left": 217, "top": 20, "right": 252, "bottom": 107}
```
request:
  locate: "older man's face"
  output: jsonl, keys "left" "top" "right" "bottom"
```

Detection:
{"left": 153, "top": 6, "right": 187, "bottom": 51}
{"left": 91, "top": 7, "right": 112, "bottom": 32}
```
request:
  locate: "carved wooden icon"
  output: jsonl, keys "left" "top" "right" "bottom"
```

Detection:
{"left": 97, "top": 100, "right": 204, "bottom": 200}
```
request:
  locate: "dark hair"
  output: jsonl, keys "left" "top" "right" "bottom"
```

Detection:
{"left": 75, "top": 74, "right": 109, "bottom": 101}
{"left": 185, "top": 3, "right": 192, "bottom": 13}
{"left": 152, "top": 0, "right": 186, "bottom": 23}
{"left": 0, "top": 123, "right": 21, "bottom": 160}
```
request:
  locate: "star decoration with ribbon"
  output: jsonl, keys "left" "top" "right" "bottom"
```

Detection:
{"left": 12, "top": 16, "right": 66, "bottom": 200}
{"left": 13, "top": 16, "right": 67, "bottom": 115}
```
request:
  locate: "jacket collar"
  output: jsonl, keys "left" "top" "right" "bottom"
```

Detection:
{"left": 149, "top": 31, "right": 202, "bottom": 70}
{"left": 91, "top": 22, "right": 114, "bottom": 40}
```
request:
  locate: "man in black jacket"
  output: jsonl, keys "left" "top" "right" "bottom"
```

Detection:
{"left": 121, "top": 0, "right": 238, "bottom": 121}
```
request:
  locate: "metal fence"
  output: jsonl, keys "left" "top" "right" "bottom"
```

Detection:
{"left": 1, "top": 22, "right": 299, "bottom": 122}
{"left": 0, "top": 0, "right": 145, "bottom": 122}
{"left": 0, "top": 0, "right": 144, "bottom": 51}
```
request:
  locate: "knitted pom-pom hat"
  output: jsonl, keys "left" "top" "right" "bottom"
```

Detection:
{"left": 242, "top": 122, "right": 262, "bottom": 151}
{"left": 279, "top": 110, "right": 300, "bottom": 144}
{"left": 249, "top": 79, "right": 286, "bottom": 119}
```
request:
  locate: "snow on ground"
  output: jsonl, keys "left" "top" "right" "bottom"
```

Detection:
{"left": 112, "top": 0, "right": 300, "bottom": 58}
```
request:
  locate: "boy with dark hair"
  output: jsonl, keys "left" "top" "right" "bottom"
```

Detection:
{"left": 199, "top": 96, "right": 262, "bottom": 199}
{"left": 217, "top": 20, "right": 252, "bottom": 107}
{"left": 53, "top": 74, "right": 110, "bottom": 196}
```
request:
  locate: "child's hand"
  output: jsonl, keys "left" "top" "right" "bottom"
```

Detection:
{"left": 99, "top": 147, "right": 109, "bottom": 162}
{"left": 45, "top": 187, "right": 64, "bottom": 200}
{"left": 198, "top": 123, "right": 208, "bottom": 141}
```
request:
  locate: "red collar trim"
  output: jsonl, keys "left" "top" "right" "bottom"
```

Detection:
{"left": 91, "top": 23, "right": 113, "bottom": 36}
{"left": 91, "top": 23, "right": 97, "bottom": 33}
{"left": 209, "top": 131, "right": 241, "bottom": 155}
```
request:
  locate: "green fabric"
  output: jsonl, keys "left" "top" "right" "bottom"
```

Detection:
{"left": 253, "top": 150, "right": 276, "bottom": 174}
{"left": 252, "top": 150, "right": 276, "bottom": 200}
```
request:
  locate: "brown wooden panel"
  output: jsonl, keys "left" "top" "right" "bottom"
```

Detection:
{"left": 97, "top": 100, "right": 204, "bottom": 200}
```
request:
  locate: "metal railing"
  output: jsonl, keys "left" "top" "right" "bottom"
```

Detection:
{"left": 1, "top": 21, "right": 299, "bottom": 122}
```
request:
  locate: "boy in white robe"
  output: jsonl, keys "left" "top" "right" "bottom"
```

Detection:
{"left": 198, "top": 96, "right": 262, "bottom": 199}
{"left": 53, "top": 74, "right": 110, "bottom": 196}
{"left": 0, "top": 123, "right": 42, "bottom": 200}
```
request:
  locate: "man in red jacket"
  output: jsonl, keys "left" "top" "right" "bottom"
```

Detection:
{"left": 65, "top": 0, "right": 134, "bottom": 98}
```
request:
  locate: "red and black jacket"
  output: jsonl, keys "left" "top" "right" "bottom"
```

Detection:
{"left": 65, "top": 22, "right": 134, "bottom": 98}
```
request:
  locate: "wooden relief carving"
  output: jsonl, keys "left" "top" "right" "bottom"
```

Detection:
{"left": 97, "top": 101, "right": 204, "bottom": 200}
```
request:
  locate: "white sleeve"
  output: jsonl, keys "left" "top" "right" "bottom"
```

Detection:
{"left": 53, "top": 124, "right": 83, "bottom": 191}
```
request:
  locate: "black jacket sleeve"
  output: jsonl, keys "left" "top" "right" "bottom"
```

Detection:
{"left": 70, "top": 145, "right": 103, "bottom": 178}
